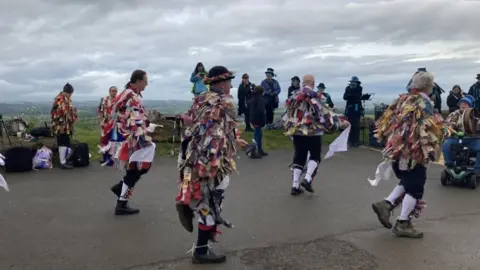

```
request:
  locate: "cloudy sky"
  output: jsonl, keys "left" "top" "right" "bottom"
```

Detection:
{"left": 1, "top": 0, "right": 479, "bottom": 106}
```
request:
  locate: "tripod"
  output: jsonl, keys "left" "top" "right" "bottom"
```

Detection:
{"left": 0, "top": 114, "right": 12, "bottom": 148}
{"left": 360, "top": 93, "right": 374, "bottom": 145}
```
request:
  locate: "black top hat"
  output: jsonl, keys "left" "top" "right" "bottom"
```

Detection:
{"left": 265, "top": 68, "right": 276, "bottom": 76}
{"left": 204, "top": 66, "right": 235, "bottom": 85}
{"left": 317, "top": 82, "right": 326, "bottom": 89}
{"left": 417, "top": 67, "right": 427, "bottom": 72}
{"left": 291, "top": 76, "right": 300, "bottom": 81}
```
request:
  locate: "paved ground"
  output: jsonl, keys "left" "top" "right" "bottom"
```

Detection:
{"left": 1, "top": 146, "right": 480, "bottom": 270}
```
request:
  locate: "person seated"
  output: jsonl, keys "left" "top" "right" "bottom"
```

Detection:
{"left": 442, "top": 95, "right": 480, "bottom": 170}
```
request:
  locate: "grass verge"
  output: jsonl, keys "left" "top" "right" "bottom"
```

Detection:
{"left": 75, "top": 126, "right": 340, "bottom": 161}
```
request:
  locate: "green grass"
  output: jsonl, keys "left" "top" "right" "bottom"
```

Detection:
{"left": 74, "top": 125, "right": 340, "bottom": 160}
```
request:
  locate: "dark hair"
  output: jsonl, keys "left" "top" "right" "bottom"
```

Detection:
{"left": 242, "top": 73, "right": 249, "bottom": 79}
{"left": 194, "top": 62, "right": 205, "bottom": 74}
{"left": 125, "top": 70, "right": 147, "bottom": 88}
{"left": 109, "top": 86, "right": 117, "bottom": 91}
{"left": 63, "top": 83, "right": 74, "bottom": 93}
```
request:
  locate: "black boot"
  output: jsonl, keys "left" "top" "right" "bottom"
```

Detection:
{"left": 259, "top": 150, "right": 268, "bottom": 157}
{"left": 192, "top": 229, "right": 226, "bottom": 264}
{"left": 110, "top": 181, "right": 122, "bottom": 197}
{"left": 176, "top": 203, "right": 194, "bottom": 232}
{"left": 291, "top": 187, "right": 304, "bottom": 196}
{"left": 115, "top": 200, "right": 140, "bottom": 216}
{"left": 301, "top": 179, "right": 314, "bottom": 193}
{"left": 60, "top": 163, "right": 73, "bottom": 169}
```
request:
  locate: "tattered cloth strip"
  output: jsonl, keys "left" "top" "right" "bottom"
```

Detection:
{"left": 176, "top": 90, "right": 238, "bottom": 206}
{"left": 283, "top": 88, "right": 348, "bottom": 136}
{"left": 374, "top": 93, "right": 452, "bottom": 169}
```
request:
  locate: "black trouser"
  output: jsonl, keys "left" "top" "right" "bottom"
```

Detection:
{"left": 56, "top": 133, "right": 71, "bottom": 147}
{"left": 292, "top": 135, "right": 322, "bottom": 167}
{"left": 265, "top": 102, "right": 274, "bottom": 124}
{"left": 392, "top": 161, "right": 427, "bottom": 200}
{"left": 347, "top": 115, "right": 361, "bottom": 145}
{"left": 244, "top": 105, "right": 251, "bottom": 130}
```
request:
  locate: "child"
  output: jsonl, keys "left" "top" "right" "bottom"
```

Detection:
{"left": 249, "top": 85, "right": 268, "bottom": 157}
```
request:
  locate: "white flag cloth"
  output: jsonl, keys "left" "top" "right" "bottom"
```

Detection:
{"left": 323, "top": 125, "right": 351, "bottom": 160}
{"left": 367, "top": 159, "right": 393, "bottom": 186}
{"left": 146, "top": 123, "right": 163, "bottom": 133}
{"left": 0, "top": 154, "right": 9, "bottom": 191}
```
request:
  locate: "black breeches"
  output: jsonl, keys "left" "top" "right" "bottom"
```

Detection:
{"left": 292, "top": 135, "right": 322, "bottom": 167}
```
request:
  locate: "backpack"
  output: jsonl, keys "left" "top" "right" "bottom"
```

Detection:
{"left": 4, "top": 146, "right": 35, "bottom": 173}
{"left": 71, "top": 143, "right": 90, "bottom": 167}
{"left": 30, "top": 122, "right": 53, "bottom": 138}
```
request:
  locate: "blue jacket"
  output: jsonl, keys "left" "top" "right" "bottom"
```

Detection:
{"left": 190, "top": 72, "right": 208, "bottom": 96}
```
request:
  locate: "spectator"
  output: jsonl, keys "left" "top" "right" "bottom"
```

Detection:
{"left": 260, "top": 68, "right": 281, "bottom": 127}
{"left": 189, "top": 62, "right": 208, "bottom": 96}
{"left": 468, "top": 74, "right": 480, "bottom": 109}
{"left": 237, "top": 73, "right": 255, "bottom": 132}
{"left": 317, "top": 82, "right": 334, "bottom": 109}
{"left": 446, "top": 85, "right": 465, "bottom": 112}
{"left": 406, "top": 67, "right": 444, "bottom": 112}
{"left": 287, "top": 76, "right": 300, "bottom": 98}
{"left": 249, "top": 85, "right": 268, "bottom": 157}
{"left": 343, "top": 76, "right": 363, "bottom": 147}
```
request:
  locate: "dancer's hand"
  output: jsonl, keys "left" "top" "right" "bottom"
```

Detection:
{"left": 236, "top": 138, "right": 248, "bottom": 148}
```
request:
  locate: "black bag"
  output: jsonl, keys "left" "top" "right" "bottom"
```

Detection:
{"left": 4, "top": 147, "right": 34, "bottom": 172}
{"left": 71, "top": 143, "right": 90, "bottom": 167}
{"left": 30, "top": 121, "right": 53, "bottom": 138}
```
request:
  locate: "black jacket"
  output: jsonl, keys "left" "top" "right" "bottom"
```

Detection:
{"left": 343, "top": 85, "right": 363, "bottom": 116}
{"left": 468, "top": 83, "right": 480, "bottom": 109}
{"left": 237, "top": 82, "right": 254, "bottom": 115}
{"left": 249, "top": 91, "right": 266, "bottom": 127}
{"left": 446, "top": 92, "right": 464, "bottom": 112}
{"left": 287, "top": 85, "right": 300, "bottom": 98}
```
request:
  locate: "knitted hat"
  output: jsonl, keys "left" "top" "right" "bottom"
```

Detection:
{"left": 63, "top": 83, "right": 74, "bottom": 94}
{"left": 459, "top": 95, "right": 474, "bottom": 107}
{"left": 204, "top": 66, "right": 235, "bottom": 85}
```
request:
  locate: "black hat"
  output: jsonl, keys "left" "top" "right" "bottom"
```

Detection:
{"left": 291, "top": 76, "right": 300, "bottom": 82}
{"left": 476, "top": 74, "right": 480, "bottom": 79}
{"left": 317, "top": 82, "right": 326, "bottom": 89}
{"left": 63, "top": 83, "right": 74, "bottom": 94}
{"left": 204, "top": 66, "right": 235, "bottom": 85}
{"left": 265, "top": 68, "right": 276, "bottom": 76}
{"left": 418, "top": 67, "right": 427, "bottom": 72}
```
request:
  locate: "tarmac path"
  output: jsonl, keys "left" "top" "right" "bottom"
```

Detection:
{"left": 1, "top": 146, "right": 479, "bottom": 270}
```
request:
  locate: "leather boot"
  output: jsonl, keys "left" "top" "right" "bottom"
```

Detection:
{"left": 114, "top": 200, "right": 140, "bottom": 216}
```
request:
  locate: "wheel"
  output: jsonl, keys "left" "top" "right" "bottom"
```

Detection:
{"left": 469, "top": 174, "right": 477, "bottom": 190}
{"left": 440, "top": 170, "right": 449, "bottom": 186}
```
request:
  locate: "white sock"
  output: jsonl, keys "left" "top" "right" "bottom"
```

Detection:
{"left": 58, "top": 146, "right": 67, "bottom": 164}
{"left": 292, "top": 168, "right": 302, "bottom": 188}
{"left": 119, "top": 182, "right": 129, "bottom": 201}
{"left": 304, "top": 160, "right": 318, "bottom": 182}
{"left": 66, "top": 147, "right": 72, "bottom": 160}
{"left": 398, "top": 194, "right": 417, "bottom": 220}
{"left": 385, "top": 185, "right": 405, "bottom": 204}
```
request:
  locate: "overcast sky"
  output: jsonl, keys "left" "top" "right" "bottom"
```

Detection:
{"left": 1, "top": 0, "right": 479, "bottom": 105}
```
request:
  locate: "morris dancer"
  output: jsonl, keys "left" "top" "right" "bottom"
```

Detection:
{"left": 372, "top": 71, "right": 445, "bottom": 238}
{"left": 51, "top": 83, "right": 77, "bottom": 169}
{"left": 175, "top": 66, "right": 248, "bottom": 264}
{"left": 97, "top": 86, "right": 118, "bottom": 164}
{"left": 284, "top": 75, "right": 348, "bottom": 195}
{"left": 103, "top": 70, "right": 155, "bottom": 216}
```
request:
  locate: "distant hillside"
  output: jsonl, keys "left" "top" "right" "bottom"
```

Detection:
{"left": 0, "top": 100, "right": 193, "bottom": 117}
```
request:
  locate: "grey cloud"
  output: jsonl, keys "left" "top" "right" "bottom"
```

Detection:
{"left": 0, "top": 0, "right": 479, "bottom": 103}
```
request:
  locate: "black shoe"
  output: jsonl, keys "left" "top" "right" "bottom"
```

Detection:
{"left": 175, "top": 203, "right": 194, "bottom": 232}
{"left": 245, "top": 128, "right": 254, "bottom": 132}
{"left": 291, "top": 187, "right": 304, "bottom": 196}
{"left": 259, "top": 151, "right": 268, "bottom": 156}
{"left": 249, "top": 153, "right": 263, "bottom": 159}
{"left": 60, "top": 163, "right": 73, "bottom": 169}
{"left": 301, "top": 179, "right": 314, "bottom": 193}
{"left": 115, "top": 200, "right": 140, "bottom": 216}
{"left": 192, "top": 249, "right": 227, "bottom": 264}
{"left": 110, "top": 181, "right": 122, "bottom": 197}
